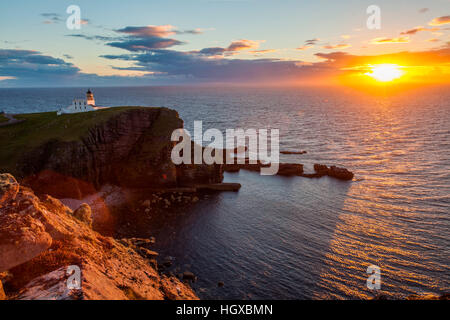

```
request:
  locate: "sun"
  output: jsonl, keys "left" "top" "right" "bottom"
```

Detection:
{"left": 365, "top": 64, "right": 404, "bottom": 82}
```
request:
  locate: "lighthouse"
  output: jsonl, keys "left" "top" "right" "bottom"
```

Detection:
{"left": 57, "top": 89, "right": 108, "bottom": 115}
{"left": 86, "top": 89, "right": 95, "bottom": 106}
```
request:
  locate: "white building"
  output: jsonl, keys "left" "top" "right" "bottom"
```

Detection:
{"left": 57, "top": 89, "right": 106, "bottom": 115}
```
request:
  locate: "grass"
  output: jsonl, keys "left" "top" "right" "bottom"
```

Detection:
{"left": 0, "top": 114, "right": 8, "bottom": 124}
{"left": 0, "top": 107, "right": 154, "bottom": 174}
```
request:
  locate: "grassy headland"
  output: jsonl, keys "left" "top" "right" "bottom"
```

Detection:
{"left": 0, "top": 107, "right": 155, "bottom": 174}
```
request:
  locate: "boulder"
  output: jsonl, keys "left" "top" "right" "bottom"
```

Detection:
{"left": 0, "top": 175, "right": 52, "bottom": 272}
{"left": 0, "top": 173, "right": 19, "bottom": 203}
{"left": 328, "top": 166, "right": 354, "bottom": 181}
{"left": 277, "top": 163, "right": 304, "bottom": 176}
{"left": 138, "top": 248, "right": 159, "bottom": 259}
{"left": 182, "top": 271, "right": 196, "bottom": 281}
{"left": 72, "top": 204, "right": 93, "bottom": 227}
{"left": 313, "top": 164, "right": 354, "bottom": 181}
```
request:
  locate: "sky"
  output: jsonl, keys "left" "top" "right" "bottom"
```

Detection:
{"left": 0, "top": 0, "right": 449, "bottom": 87}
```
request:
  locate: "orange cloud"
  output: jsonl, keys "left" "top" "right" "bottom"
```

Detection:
{"left": 370, "top": 37, "right": 410, "bottom": 44}
{"left": 323, "top": 44, "right": 351, "bottom": 49}
{"left": 400, "top": 26, "right": 439, "bottom": 35}
{"left": 296, "top": 45, "right": 313, "bottom": 51}
{"left": 429, "top": 16, "right": 450, "bottom": 26}
{"left": 249, "top": 49, "right": 277, "bottom": 54}
{"left": 227, "top": 39, "right": 260, "bottom": 52}
{"left": 117, "top": 25, "right": 177, "bottom": 38}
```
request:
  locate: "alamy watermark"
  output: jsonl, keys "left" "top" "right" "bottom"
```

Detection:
{"left": 67, "top": 265, "right": 81, "bottom": 290}
{"left": 66, "top": 5, "right": 82, "bottom": 30}
{"left": 171, "top": 121, "right": 280, "bottom": 175}
{"left": 367, "top": 5, "right": 381, "bottom": 30}
{"left": 366, "top": 265, "right": 381, "bottom": 290}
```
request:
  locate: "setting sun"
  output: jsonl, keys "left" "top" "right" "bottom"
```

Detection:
{"left": 365, "top": 64, "right": 404, "bottom": 82}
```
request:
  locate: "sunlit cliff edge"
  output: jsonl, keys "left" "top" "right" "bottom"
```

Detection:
{"left": 0, "top": 173, "right": 198, "bottom": 300}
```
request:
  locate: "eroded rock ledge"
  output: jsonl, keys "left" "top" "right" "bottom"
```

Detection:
{"left": 0, "top": 173, "right": 198, "bottom": 300}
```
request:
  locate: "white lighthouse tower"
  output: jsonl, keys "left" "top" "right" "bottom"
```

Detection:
{"left": 86, "top": 89, "right": 95, "bottom": 106}
{"left": 57, "top": 89, "right": 107, "bottom": 115}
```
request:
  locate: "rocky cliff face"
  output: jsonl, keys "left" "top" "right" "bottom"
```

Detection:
{"left": 0, "top": 173, "right": 198, "bottom": 300}
{"left": 11, "top": 108, "right": 223, "bottom": 199}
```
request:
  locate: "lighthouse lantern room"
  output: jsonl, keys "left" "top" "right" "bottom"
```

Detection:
{"left": 57, "top": 89, "right": 106, "bottom": 115}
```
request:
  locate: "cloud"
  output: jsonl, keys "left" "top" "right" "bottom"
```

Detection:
{"left": 116, "top": 25, "right": 177, "bottom": 38}
{"left": 400, "top": 26, "right": 439, "bottom": 35}
{"left": 370, "top": 36, "right": 410, "bottom": 44}
{"left": 419, "top": 8, "right": 429, "bottom": 14}
{"left": 41, "top": 13, "right": 63, "bottom": 24}
{"left": 70, "top": 25, "right": 198, "bottom": 52}
{"left": 323, "top": 44, "right": 351, "bottom": 50}
{"left": 100, "top": 48, "right": 336, "bottom": 84}
{"left": 427, "top": 38, "right": 440, "bottom": 42}
{"left": 249, "top": 49, "right": 277, "bottom": 54}
{"left": 314, "top": 45, "right": 450, "bottom": 68}
{"left": 305, "top": 38, "right": 320, "bottom": 46}
{"left": 296, "top": 38, "right": 320, "bottom": 51}
{"left": 199, "top": 39, "right": 260, "bottom": 56}
{"left": 3, "top": 45, "right": 449, "bottom": 87}
{"left": 108, "top": 38, "right": 184, "bottom": 51}
{"left": 67, "top": 34, "right": 117, "bottom": 42}
{"left": 0, "top": 49, "right": 80, "bottom": 83}
{"left": 429, "top": 16, "right": 450, "bottom": 26}
{"left": 41, "top": 13, "right": 88, "bottom": 25}
{"left": 112, "top": 26, "right": 186, "bottom": 51}
{"left": 117, "top": 25, "right": 204, "bottom": 37}
{"left": 296, "top": 45, "right": 313, "bottom": 51}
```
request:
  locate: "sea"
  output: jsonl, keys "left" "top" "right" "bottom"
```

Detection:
{"left": 0, "top": 85, "right": 448, "bottom": 299}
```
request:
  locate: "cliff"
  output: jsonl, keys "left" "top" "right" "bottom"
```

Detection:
{"left": 0, "top": 173, "right": 198, "bottom": 300}
{"left": 0, "top": 107, "right": 223, "bottom": 199}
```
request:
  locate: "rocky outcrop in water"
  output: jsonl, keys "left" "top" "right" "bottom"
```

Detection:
{"left": 0, "top": 174, "right": 198, "bottom": 300}
{"left": 313, "top": 164, "right": 354, "bottom": 181}
{"left": 224, "top": 160, "right": 354, "bottom": 181}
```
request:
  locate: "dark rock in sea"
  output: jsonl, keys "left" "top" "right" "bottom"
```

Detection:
{"left": 313, "top": 164, "right": 329, "bottom": 175}
{"left": 218, "top": 281, "right": 224, "bottom": 288}
{"left": 224, "top": 161, "right": 304, "bottom": 177}
{"left": 163, "top": 256, "right": 174, "bottom": 268}
{"left": 277, "top": 163, "right": 304, "bottom": 176}
{"left": 196, "top": 183, "right": 242, "bottom": 192}
{"left": 182, "top": 271, "right": 196, "bottom": 281}
{"left": 328, "top": 166, "right": 354, "bottom": 181}
{"left": 314, "top": 164, "right": 354, "bottom": 181}
{"left": 280, "top": 150, "right": 307, "bottom": 155}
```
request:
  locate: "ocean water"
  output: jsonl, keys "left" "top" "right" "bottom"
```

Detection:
{"left": 0, "top": 86, "right": 449, "bottom": 299}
